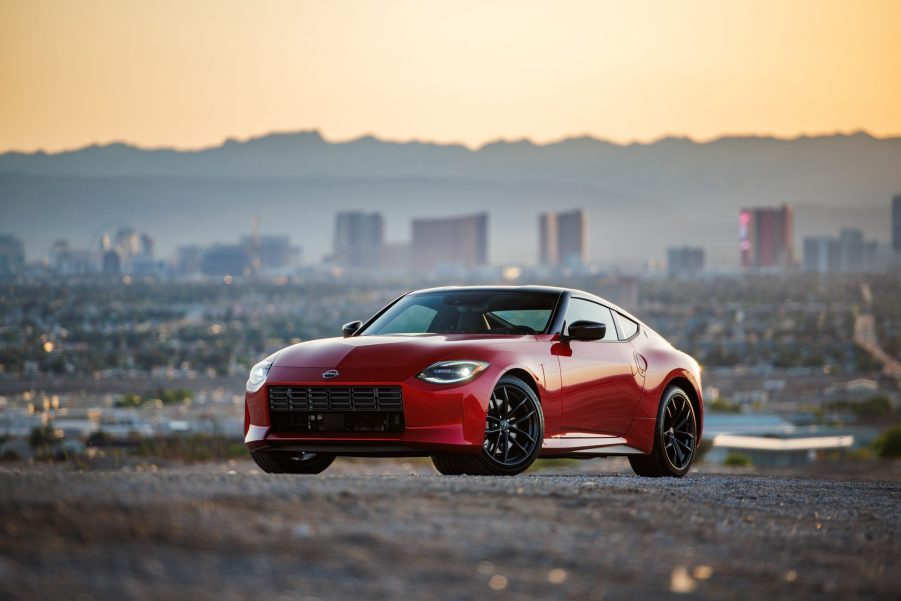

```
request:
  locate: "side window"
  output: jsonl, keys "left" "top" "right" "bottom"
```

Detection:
{"left": 616, "top": 312, "right": 639, "bottom": 340}
{"left": 563, "top": 298, "right": 618, "bottom": 341}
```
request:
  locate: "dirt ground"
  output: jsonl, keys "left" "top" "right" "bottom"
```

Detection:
{"left": 1, "top": 458, "right": 899, "bottom": 600}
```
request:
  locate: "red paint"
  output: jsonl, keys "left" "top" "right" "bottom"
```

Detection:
{"left": 244, "top": 286, "right": 703, "bottom": 459}
{"left": 553, "top": 336, "right": 644, "bottom": 436}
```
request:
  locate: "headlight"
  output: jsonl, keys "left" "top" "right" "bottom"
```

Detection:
{"left": 246, "top": 354, "right": 277, "bottom": 393}
{"left": 416, "top": 360, "right": 489, "bottom": 384}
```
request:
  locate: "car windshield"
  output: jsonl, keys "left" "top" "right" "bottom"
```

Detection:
{"left": 361, "top": 290, "right": 559, "bottom": 335}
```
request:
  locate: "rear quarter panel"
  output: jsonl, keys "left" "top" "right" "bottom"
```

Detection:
{"left": 630, "top": 328, "right": 703, "bottom": 435}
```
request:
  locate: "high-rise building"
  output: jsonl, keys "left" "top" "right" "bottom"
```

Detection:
{"left": 334, "top": 212, "right": 384, "bottom": 269}
{"left": 838, "top": 229, "right": 865, "bottom": 272}
{"left": 241, "top": 235, "right": 299, "bottom": 272}
{"left": 557, "top": 210, "right": 586, "bottom": 267}
{"left": 50, "top": 240, "right": 94, "bottom": 276}
{"left": 803, "top": 229, "right": 878, "bottom": 273}
{"left": 176, "top": 245, "right": 205, "bottom": 276}
{"left": 201, "top": 245, "right": 252, "bottom": 277}
{"left": 667, "top": 246, "right": 705, "bottom": 277}
{"left": 102, "top": 250, "right": 121, "bottom": 276}
{"left": 893, "top": 194, "right": 901, "bottom": 253}
{"left": 411, "top": 213, "right": 488, "bottom": 271}
{"left": 803, "top": 237, "right": 840, "bottom": 274}
{"left": 261, "top": 236, "right": 299, "bottom": 271}
{"left": 112, "top": 228, "right": 144, "bottom": 259}
{"left": 538, "top": 213, "right": 558, "bottom": 265}
{"left": 538, "top": 209, "right": 586, "bottom": 268}
{"left": 0, "top": 234, "right": 25, "bottom": 277}
{"left": 140, "top": 233, "right": 154, "bottom": 258}
{"left": 739, "top": 204, "right": 793, "bottom": 269}
{"left": 98, "top": 226, "right": 154, "bottom": 275}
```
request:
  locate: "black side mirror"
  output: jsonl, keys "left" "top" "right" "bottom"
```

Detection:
{"left": 342, "top": 320, "right": 363, "bottom": 338}
{"left": 564, "top": 320, "right": 606, "bottom": 341}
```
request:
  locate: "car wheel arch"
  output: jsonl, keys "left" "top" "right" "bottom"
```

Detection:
{"left": 662, "top": 375, "right": 703, "bottom": 441}
{"left": 499, "top": 368, "right": 542, "bottom": 404}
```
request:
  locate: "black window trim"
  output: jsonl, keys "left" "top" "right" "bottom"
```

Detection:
{"left": 613, "top": 310, "right": 641, "bottom": 342}
{"left": 562, "top": 295, "right": 624, "bottom": 343}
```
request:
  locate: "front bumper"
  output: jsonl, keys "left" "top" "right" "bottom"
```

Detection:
{"left": 244, "top": 368, "right": 496, "bottom": 456}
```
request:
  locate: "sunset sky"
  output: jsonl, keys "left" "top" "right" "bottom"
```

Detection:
{"left": 1, "top": 0, "right": 900, "bottom": 153}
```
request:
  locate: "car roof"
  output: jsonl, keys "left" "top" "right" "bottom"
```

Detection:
{"left": 407, "top": 284, "right": 647, "bottom": 329}
{"left": 409, "top": 284, "right": 569, "bottom": 296}
{"left": 372, "top": 285, "right": 664, "bottom": 340}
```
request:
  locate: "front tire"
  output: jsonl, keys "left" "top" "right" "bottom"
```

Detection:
{"left": 629, "top": 386, "right": 698, "bottom": 477}
{"left": 431, "top": 374, "right": 544, "bottom": 476}
{"left": 430, "top": 454, "right": 477, "bottom": 475}
{"left": 251, "top": 451, "right": 336, "bottom": 474}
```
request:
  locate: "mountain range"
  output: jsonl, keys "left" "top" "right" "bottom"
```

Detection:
{"left": 2, "top": 130, "right": 899, "bottom": 268}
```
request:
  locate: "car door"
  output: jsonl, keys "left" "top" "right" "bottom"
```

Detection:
{"left": 556, "top": 297, "right": 644, "bottom": 436}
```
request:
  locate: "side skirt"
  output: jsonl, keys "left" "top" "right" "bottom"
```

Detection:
{"left": 540, "top": 435, "right": 646, "bottom": 458}
{"left": 549, "top": 445, "right": 646, "bottom": 459}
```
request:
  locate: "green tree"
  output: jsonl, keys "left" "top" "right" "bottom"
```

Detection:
{"left": 708, "top": 398, "right": 742, "bottom": 413}
{"left": 116, "top": 393, "right": 143, "bottom": 408}
{"left": 86, "top": 430, "right": 111, "bottom": 447}
{"left": 29, "top": 424, "right": 57, "bottom": 455}
{"left": 157, "top": 388, "right": 193, "bottom": 405}
{"left": 872, "top": 425, "right": 901, "bottom": 459}
{"left": 724, "top": 452, "right": 752, "bottom": 467}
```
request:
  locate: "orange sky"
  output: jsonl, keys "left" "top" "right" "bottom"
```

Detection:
{"left": 1, "top": 0, "right": 900, "bottom": 153}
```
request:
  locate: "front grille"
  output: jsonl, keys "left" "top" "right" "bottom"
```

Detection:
{"left": 268, "top": 386, "right": 404, "bottom": 434}
{"left": 268, "top": 386, "right": 403, "bottom": 412}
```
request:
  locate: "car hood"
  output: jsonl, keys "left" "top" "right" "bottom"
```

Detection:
{"left": 269, "top": 334, "right": 529, "bottom": 382}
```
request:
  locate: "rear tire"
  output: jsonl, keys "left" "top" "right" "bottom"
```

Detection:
{"left": 251, "top": 451, "right": 335, "bottom": 474}
{"left": 629, "top": 385, "right": 697, "bottom": 478}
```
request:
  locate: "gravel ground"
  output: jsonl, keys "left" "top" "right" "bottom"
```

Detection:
{"left": 1, "top": 460, "right": 899, "bottom": 600}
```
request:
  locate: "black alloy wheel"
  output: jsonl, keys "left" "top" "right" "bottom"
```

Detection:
{"left": 251, "top": 451, "right": 336, "bottom": 474}
{"left": 431, "top": 374, "right": 544, "bottom": 476}
{"left": 629, "top": 385, "right": 697, "bottom": 478}
{"left": 661, "top": 390, "right": 697, "bottom": 470}
{"left": 483, "top": 381, "right": 542, "bottom": 468}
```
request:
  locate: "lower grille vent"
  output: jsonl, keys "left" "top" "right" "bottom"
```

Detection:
{"left": 268, "top": 386, "right": 404, "bottom": 434}
{"left": 268, "top": 386, "right": 403, "bottom": 412}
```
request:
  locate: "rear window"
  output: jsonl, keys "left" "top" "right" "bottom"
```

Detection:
{"left": 617, "top": 313, "right": 639, "bottom": 339}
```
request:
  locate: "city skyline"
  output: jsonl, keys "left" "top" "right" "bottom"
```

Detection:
{"left": 3, "top": 199, "right": 899, "bottom": 278}
{"left": 3, "top": 130, "right": 898, "bottom": 270}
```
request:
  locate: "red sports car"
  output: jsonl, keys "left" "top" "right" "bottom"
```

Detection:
{"left": 244, "top": 286, "right": 702, "bottom": 477}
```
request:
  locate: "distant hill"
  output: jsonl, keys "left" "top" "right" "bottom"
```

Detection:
{"left": 1, "top": 131, "right": 899, "bottom": 268}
